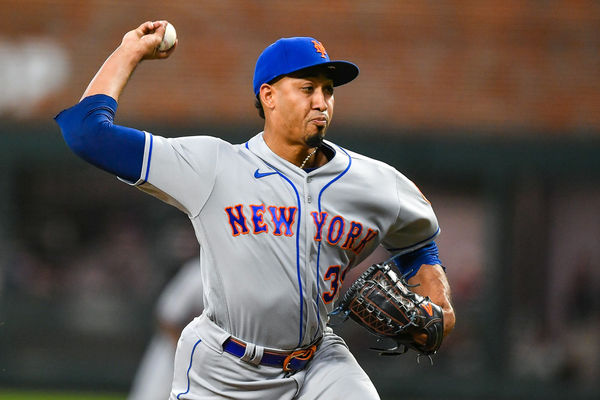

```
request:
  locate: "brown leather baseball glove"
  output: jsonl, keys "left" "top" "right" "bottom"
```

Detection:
{"left": 331, "top": 261, "right": 444, "bottom": 357}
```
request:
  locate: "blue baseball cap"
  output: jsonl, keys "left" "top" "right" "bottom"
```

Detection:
{"left": 253, "top": 37, "right": 359, "bottom": 96}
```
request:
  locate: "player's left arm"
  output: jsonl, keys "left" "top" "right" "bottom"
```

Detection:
{"left": 392, "top": 243, "right": 455, "bottom": 337}
{"left": 408, "top": 263, "right": 455, "bottom": 337}
{"left": 385, "top": 172, "right": 456, "bottom": 338}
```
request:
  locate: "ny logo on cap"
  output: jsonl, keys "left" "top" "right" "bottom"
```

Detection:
{"left": 312, "top": 40, "right": 327, "bottom": 59}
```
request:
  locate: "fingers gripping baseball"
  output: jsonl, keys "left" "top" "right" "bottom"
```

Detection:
{"left": 79, "top": 20, "right": 176, "bottom": 101}
{"left": 121, "top": 21, "right": 177, "bottom": 60}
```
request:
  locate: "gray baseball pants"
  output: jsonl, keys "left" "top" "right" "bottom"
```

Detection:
{"left": 169, "top": 313, "right": 380, "bottom": 400}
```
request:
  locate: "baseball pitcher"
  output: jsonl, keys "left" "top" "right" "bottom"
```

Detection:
{"left": 55, "top": 21, "right": 455, "bottom": 399}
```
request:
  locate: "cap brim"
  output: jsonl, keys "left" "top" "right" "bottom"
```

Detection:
{"left": 325, "top": 60, "right": 360, "bottom": 87}
{"left": 271, "top": 60, "right": 359, "bottom": 88}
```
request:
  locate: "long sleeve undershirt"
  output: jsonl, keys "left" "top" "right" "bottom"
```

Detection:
{"left": 54, "top": 94, "right": 146, "bottom": 182}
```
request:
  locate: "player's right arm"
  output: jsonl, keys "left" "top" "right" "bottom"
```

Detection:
{"left": 56, "top": 22, "right": 218, "bottom": 216}
{"left": 54, "top": 22, "right": 184, "bottom": 187}
{"left": 82, "top": 20, "right": 175, "bottom": 102}
{"left": 55, "top": 21, "right": 175, "bottom": 182}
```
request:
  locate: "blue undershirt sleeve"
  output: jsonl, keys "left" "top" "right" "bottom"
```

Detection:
{"left": 54, "top": 94, "right": 146, "bottom": 183}
{"left": 391, "top": 241, "right": 443, "bottom": 280}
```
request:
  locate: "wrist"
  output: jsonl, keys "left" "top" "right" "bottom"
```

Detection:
{"left": 114, "top": 44, "right": 145, "bottom": 67}
{"left": 442, "top": 306, "right": 455, "bottom": 337}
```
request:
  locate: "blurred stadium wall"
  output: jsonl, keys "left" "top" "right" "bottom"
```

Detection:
{"left": 0, "top": 1, "right": 599, "bottom": 399}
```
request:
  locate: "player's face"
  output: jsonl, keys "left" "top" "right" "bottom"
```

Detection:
{"left": 271, "top": 73, "right": 334, "bottom": 148}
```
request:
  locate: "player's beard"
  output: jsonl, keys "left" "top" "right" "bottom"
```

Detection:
{"left": 305, "top": 129, "right": 325, "bottom": 148}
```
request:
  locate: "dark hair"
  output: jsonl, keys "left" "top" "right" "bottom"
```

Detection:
{"left": 255, "top": 97, "right": 265, "bottom": 119}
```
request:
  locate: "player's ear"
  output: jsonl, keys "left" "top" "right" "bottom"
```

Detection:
{"left": 259, "top": 84, "right": 275, "bottom": 111}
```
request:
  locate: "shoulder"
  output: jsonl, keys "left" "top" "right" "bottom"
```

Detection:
{"left": 333, "top": 143, "right": 427, "bottom": 197}
{"left": 153, "top": 134, "right": 238, "bottom": 158}
{"left": 164, "top": 135, "right": 231, "bottom": 148}
{"left": 333, "top": 143, "right": 403, "bottom": 179}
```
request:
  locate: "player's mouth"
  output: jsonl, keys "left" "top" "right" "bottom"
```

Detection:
{"left": 309, "top": 116, "right": 328, "bottom": 127}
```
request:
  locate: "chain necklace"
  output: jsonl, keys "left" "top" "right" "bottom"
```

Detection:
{"left": 300, "top": 147, "right": 319, "bottom": 169}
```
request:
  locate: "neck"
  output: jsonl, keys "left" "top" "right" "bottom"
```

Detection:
{"left": 263, "top": 129, "right": 323, "bottom": 168}
{"left": 300, "top": 146, "right": 320, "bottom": 169}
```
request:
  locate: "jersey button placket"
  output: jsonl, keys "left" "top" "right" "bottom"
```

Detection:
{"left": 303, "top": 176, "right": 319, "bottom": 341}
{"left": 305, "top": 176, "right": 313, "bottom": 204}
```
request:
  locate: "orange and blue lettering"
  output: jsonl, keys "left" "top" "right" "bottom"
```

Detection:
{"left": 326, "top": 216, "right": 345, "bottom": 245}
{"left": 268, "top": 206, "right": 297, "bottom": 236}
{"left": 322, "top": 265, "right": 341, "bottom": 303}
{"left": 225, "top": 205, "right": 249, "bottom": 236}
{"left": 311, "top": 211, "right": 328, "bottom": 241}
{"left": 341, "top": 221, "right": 363, "bottom": 250}
{"left": 353, "top": 228, "right": 377, "bottom": 254}
{"left": 250, "top": 204, "right": 268, "bottom": 234}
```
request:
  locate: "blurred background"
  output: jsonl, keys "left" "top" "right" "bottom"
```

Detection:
{"left": 1, "top": 0, "right": 599, "bottom": 399}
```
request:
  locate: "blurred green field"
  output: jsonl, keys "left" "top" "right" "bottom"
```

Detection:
{"left": 0, "top": 391, "right": 124, "bottom": 400}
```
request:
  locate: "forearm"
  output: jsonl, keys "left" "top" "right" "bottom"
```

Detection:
{"left": 408, "top": 264, "right": 456, "bottom": 337}
{"left": 81, "top": 45, "right": 144, "bottom": 102}
{"left": 80, "top": 20, "right": 173, "bottom": 102}
{"left": 54, "top": 21, "right": 176, "bottom": 181}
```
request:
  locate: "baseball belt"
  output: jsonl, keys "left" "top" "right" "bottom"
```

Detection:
{"left": 223, "top": 337, "right": 321, "bottom": 372}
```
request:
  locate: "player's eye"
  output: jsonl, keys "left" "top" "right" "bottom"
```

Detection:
{"left": 302, "top": 86, "right": 314, "bottom": 93}
{"left": 324, "top": 86, "right": 334, "bottom": 96}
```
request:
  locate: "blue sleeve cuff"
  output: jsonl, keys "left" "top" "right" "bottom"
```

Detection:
{"left": 391, "top": 241, "right": 443, "bottom": 280}
{"left": 54, "top": 94, "right": 146, "bottom": 183}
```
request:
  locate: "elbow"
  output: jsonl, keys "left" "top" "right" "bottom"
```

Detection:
{"left": 60, "top": 124, "right": 87, "bottom": 157}
{"left": 55, "top": 108, "right": 86, "bottom": 157}
{"left": 55, "top": 96, "right": 117, "bottom": 161}
{"left": 442, "top": 304, "right": 456, "bottom": 337}
{"left": 55, "top": 109, "right": 107, "bottom": 161}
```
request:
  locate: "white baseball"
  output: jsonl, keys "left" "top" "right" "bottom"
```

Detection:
{"left": 158, "top": 22, "right": 177, "bottom": 51}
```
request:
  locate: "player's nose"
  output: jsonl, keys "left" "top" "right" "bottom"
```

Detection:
{"left": 311, "top": 88, "right": 328, "bottom": 111}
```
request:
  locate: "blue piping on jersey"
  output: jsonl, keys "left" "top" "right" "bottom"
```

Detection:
{"left": 314, "top": 145, "right": 352, "bottom": 338}
{"left": 143, "top": 134, "right": 153, "bottom": 183}
{"left": 386, "top": 226, "right": 441, "bottom": 253}
{"left": 176, "top": 339, "right": 202, "bottom": 399}
{"left": 254, "top": 158, "right": 305, "bottom": 347}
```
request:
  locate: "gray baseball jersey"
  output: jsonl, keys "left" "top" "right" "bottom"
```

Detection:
{"left": 131, "top": 131, "right": 439, "bottom": 351}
